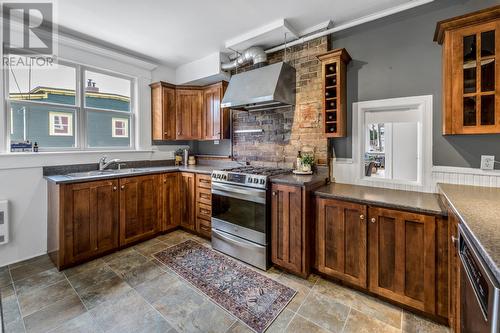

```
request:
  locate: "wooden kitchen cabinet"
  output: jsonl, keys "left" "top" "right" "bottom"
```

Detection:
{"left": 150, "top": 81, "right": 229, "bottom": 141}
{"left": 58, "top": 180, "right": 120, "bottom": 268}
{"left": 150, "top": 81, "right": 176, "bottom": 140}
{"left": 119, "top": 175, "right": 159, "bottom": 246}
{"left": 316, "top": 198, "right": 367, "bottom": 288}
{"left": 317, "top": 48, "right": 351, "bottom": 137}
{"left": 435, "top": 6, "right": 500, "bottom": 134}
{"left": 271, "top": 184, "right": 307, "bottom": 277}
{"left": 175, "top": 88, "right": 203, "bottom": 140}
{"left": 158, "top": 172, "right": 180, "bottom": 232}
{"left": 368, "top": 207, "right": 437, "bottom": 314}
{"left": 195, "top": 173, "right": 212, "bottom": 238}
{"left": 202, "top": 82, "right": 230, "bottom": 140}
{"left": 179, "top": 172, "right": 196, "bottom": 231}
{"left": 448, "top": 209, "right": 461, "bottom": 333}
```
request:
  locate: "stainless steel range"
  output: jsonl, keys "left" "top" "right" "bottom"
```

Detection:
{"left": 210, "top": 166, "right": 290, "bottom": 270}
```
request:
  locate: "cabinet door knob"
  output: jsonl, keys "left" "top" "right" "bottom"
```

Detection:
{"left": 163, "top": 179, "right": 167, "bottom": 183}
{"left": 113, "top": 186, "right": 117, "bottom": 191}
{"left": 370, "top": 218, "right": 376, "bottom": 223}
{"left": 121, "top": 185, "right": 125, "bottom": 190}
{"left": 360, "top": 214, "right": 365, "bottom": 220}
{"left": 272, "top": 191, "right": 276, "bottom": 196}
{"left": 451, "top": 235, "right": 458, "bottom": 244}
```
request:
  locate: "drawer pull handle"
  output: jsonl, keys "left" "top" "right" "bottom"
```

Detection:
{"left": 370, "top": 218, "right": 376, "bottom": 223}
{"left": 360, "top": 214, "right": 365, "bottom": 220}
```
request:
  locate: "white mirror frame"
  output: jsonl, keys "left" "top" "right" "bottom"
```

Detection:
{"left": 352, "top": 95, "right": 433, "bottom": 190}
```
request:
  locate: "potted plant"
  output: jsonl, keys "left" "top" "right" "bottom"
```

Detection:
{"left": 300, "top": 155, "right": 315, "bottom": 172}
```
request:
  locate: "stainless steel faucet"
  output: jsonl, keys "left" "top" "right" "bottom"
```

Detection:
{"left": 99, "top": 156, "right": 121, "bottom": 171}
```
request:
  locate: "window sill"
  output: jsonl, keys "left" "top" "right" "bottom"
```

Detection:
{"left": 0, "top": 149, "right": 169, "bottom": 171}
{"left": 0, "top": 149, "right": 153, "bottom": 157}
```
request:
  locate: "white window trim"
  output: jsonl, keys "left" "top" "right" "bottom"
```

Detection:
{"left": 352, "top": 95, "right": 433, "bottom": 189}
{"left": 4, "top": 59, "right": 136, "bottom": 151}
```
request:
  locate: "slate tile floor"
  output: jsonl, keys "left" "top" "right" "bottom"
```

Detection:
{"left": 0, "top": 230, "right": 450, "bottom": 333}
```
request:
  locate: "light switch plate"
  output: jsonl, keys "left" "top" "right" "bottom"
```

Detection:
{"left": 480, "top": 155, "right": 495, "bottom": 170}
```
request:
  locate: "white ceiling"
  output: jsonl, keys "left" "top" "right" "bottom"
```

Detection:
{"left": 56, "top": 0, "right": 420, "bottom": 68}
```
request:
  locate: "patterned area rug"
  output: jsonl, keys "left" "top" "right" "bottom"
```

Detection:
{"left": 154, "top": 240, "right": 296, "bottom": 333}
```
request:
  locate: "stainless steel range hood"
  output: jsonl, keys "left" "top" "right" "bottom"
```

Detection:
{"left": 221, "top": 62, "right": 296, "bottom": 111}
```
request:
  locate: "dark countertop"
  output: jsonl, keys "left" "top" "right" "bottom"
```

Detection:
{"left": 270, "top": 169, "right": 329, "bottom": 187}
{"left": 439, "top": 183, "right": 500, "bottom": 282}
{"left": 45, "top": 165, "right": 215, "bottom": 184}
{"left": 314, "top": 182, "right": 447, "bottom": 216}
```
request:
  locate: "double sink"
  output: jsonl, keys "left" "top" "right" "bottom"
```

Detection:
{"left": 67, "top": 168, "right": 156, "bottom": 179}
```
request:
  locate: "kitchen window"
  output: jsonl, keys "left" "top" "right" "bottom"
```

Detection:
{"left": 6, "top": 60, "right": 134, "bottom": 151}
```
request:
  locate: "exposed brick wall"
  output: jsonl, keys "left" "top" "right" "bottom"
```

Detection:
{"left": 232, "top": 36, "right": 328, "bottom": 168}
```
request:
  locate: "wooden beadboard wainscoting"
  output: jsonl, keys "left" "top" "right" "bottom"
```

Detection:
{"left": 334, "top": 159, "right": 500, "bottom": 192}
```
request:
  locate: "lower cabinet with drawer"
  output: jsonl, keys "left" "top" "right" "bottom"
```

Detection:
{"left": 315, "top": 197, "right": 449, "bottom": 322}
{"left": 195, "top": 174, "right": 212, "bottom": 238}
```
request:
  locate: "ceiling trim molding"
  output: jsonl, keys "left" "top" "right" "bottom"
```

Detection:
{"left": 54, "top": 33, "right": 159, "bottom": 71}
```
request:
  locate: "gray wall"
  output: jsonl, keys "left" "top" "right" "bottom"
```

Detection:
{"left": 331, "top": 0, "right": 500, "bottom": 169}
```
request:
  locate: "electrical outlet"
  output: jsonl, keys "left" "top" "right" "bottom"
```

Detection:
{"left": 480, "top": 155, "right": 495, "bottom": 170}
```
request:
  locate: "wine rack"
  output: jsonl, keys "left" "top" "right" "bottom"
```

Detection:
{"left": 317, "top": 48, "right": 351, "bottom": 137}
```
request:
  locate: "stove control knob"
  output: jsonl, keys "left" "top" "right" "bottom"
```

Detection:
{"left": 247, "top": 177, "right": 252, "bottom": 183}
{"left": 222, "top": 175, "right": 227, "bottom": 180}
{"left": 216, "top": 174, "right": 221, "bottom": 179}
{"left": 260, "top": 179, "right": 265, "bottom": 185}
{"left": 253, "top": 178, "right": 258, "bottom": 183}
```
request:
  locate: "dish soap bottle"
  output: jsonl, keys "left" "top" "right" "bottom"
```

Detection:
{"left": 296, "top": 151, "right": 302, "bottom": 171}
{"left": 33, "top": 142, "right": 39, "bottom": 152}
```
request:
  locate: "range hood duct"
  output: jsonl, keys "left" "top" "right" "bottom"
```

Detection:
{"left": 221, "top": 46, "right": 268, "bottom": 71}
{"left": 221, "top": 61, "right": 296, "bottom": 111}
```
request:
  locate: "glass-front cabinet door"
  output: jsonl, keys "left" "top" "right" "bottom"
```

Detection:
{"left": 453, "top": 21, "right": 499, "bottom": 134}
{"left": 435, "top": 7, "right": 500, "bottom": 135}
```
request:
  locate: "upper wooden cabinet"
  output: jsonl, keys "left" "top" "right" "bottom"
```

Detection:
{"left": 151, "top": 82, "right": 176, "bottom": 140}
{"left": 316, "top": 198, "right": 367, "bottom": 288}
{"left": 150, "top": 81, "right": 229, "bottom": 141}
{"left": 435, "top": 6, "right": 500, "bottom": 134}
{"left": 176, "top": 88, "right": 203, "bottom": 140}
{"left": 202, "top": 82, "right": 230, "bottom": 140}
{"left": 317, "top": 48, "right": 351, "bottom": 138}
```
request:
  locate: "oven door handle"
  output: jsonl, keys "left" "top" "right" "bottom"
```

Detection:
{"left": 212, "top": 183, "right": 266, "bottom": 204}
{"left": 212, "top": 228, "right": 266, "bottom": 249}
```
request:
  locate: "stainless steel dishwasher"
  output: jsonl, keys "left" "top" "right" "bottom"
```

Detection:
{"left": 459, "top": 224, "right": 500, "bottom": 333}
